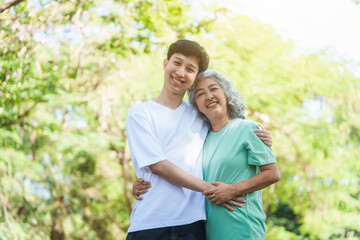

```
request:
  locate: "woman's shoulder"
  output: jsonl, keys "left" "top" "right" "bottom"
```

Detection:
{"left": 232, "top": 118, "right": 259, "bottom": 130}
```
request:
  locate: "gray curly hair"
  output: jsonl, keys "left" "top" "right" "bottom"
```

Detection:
{"left": 188, "top": 69, "right": 245, "bottom": 122}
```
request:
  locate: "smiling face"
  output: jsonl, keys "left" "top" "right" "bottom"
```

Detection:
{"left": 163, "top": 53, "right": 199, "bottom": 96}
{"left": 194, "top": 77, "right": 229, "bottom": 121}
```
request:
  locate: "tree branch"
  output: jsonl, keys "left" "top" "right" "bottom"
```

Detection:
{"left": 18, "top": 101, "right": 40, "bottom": 120}
{"left": 0, "top": 0, "right": 24, "bottom": 13}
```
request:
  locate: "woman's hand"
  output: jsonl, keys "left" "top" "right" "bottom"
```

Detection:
{"left": 202, "top": 182, "right": 246, "bottom": 207}
{"left": 132, "top": 178, "right": 151, "bottom": 200}
{"left": 254, "top": 123, "right": 272, "bottom": 147}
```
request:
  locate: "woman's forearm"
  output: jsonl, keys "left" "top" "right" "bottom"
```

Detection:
{"left": 232, "top": 163, "right": 280, "bottom": 195}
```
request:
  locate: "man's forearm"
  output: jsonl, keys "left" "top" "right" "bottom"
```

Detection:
{"left": 150, "top": 160, "right": 212, "bottom": 192}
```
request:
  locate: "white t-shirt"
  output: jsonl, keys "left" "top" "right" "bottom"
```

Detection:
{"left": 126, "top": 100, "right": 209, "bottom": 232}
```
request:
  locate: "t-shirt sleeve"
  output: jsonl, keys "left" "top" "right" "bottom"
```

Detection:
{"left": 245, "top": 122, "right": 276, "bottom": 166}
{"left": 126, "top": 108, "right": 167, "bottom": 173}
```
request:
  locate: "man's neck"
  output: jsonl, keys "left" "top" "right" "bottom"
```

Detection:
{"left": 154, "top": 89, "right": 185, "bottom": 110}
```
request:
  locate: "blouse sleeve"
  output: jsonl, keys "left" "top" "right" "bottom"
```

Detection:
{"left": 245, "top": 122, "right": 277, "bottom": 166}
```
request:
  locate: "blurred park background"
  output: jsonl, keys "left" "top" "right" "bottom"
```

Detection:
{"left": 1, "top": 0, "right": 360, "bottom": 239}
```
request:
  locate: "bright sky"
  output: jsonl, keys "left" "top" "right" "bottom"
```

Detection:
{"left": 229, "top": 0, "right": 360, "bottom": 64}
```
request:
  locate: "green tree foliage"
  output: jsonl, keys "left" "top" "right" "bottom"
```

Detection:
{"left": 1, "top": 0, "right": 359, "bottom": 239}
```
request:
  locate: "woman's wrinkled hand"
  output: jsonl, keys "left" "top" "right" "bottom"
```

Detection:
{"left": 202, "top": 182, "right": 246, "bottom": 209}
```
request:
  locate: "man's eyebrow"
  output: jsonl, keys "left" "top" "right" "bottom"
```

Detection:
{"left": 173, "top": 56, "right": 198, "bottom": 69}
{"left": 173, "top": 56, "right": 183, "bottom": 61}
{"left": 187, "top": 63, "right": 198, "bottom": 69}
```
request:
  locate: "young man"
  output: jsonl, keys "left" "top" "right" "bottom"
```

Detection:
{"left": 126, "top": 40, "right": 272, "bottom": 240}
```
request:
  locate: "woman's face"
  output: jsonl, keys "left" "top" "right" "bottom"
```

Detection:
{"left": 194, "top": 77, "right": 228, "bottom": 120}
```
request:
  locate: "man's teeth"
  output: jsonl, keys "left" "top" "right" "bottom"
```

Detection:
{"left": 173, "top": 77, "right": 183, "bottom": 83}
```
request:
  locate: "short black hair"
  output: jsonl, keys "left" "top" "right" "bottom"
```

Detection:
{"left": 167, "top": 39, "right": 209, "bottom": 74}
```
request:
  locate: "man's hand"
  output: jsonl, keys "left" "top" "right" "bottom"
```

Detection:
{"left": 132, "top": 178, "right": 151, "bottom": 200}
{"left": 254, "top": 123, "right": 272, "bottom": 147}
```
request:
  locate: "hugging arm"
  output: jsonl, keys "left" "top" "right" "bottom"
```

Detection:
{"left": 254, "top": 123, "right": 272, "bottom": 147}
{"left": 150, "top": 160, "right": 211, "bottom": 192}
{"left": 203, "top": 163, "right": 280, "bottom": 205}
{"left": 127, "top": 113, "right": 210, "bottom": 200}
{"left": 133, "top": 178, "right": 151, "bottom": 200}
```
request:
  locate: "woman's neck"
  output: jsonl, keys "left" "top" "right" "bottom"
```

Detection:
{"left": 209, "top": 115, "right": 233, "bottom": 132}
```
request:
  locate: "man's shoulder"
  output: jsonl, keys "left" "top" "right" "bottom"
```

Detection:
{"left": 128, "top": 100, "right": 155, "bottom": 114}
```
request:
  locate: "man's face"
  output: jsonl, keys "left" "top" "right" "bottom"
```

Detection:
{"left": 163, "top": 53, "right": 199, "bottom": 96}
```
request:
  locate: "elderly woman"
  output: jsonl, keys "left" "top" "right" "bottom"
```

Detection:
{"left": 187, "top": 69, "right": 280, "bottom": 240}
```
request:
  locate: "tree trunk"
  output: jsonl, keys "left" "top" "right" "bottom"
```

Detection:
{"left": 51, "top": 212, "right": 65, "bottom": 240}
